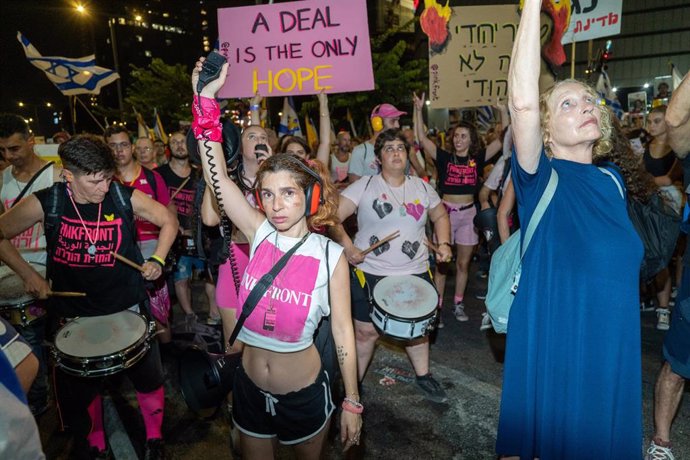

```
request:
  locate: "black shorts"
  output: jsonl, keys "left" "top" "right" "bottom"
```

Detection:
{"left": 350, "top": 268, "right": 434, "bottom": 323}
{"left": 232, "top": 364, "right": 335, "bottom": 445}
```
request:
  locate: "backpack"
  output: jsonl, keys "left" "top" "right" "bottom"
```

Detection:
{"left": 141, "top": 167, "right": 158, "bottom": 201}
{"left": 600, "top": 165, "right": 681, "bottom": 281}
{"left": 43, "top": 182, "right": 143, "bottom": 271}
{"left": 485, "top": 169, "right": 558, "bottom": 333}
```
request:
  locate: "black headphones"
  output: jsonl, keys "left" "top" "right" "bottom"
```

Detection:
{"left": 255, "top": 155, "right": 324, "bottom": 217}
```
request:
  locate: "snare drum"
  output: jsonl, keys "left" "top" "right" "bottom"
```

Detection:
{"left": 371, "top": 275, "right": 439, "bottom": 339}
{"left": 52, "top": 310, "right": 155, "bottom": 378}
{"left": 0, "top": 263, "right": 46, "bottom": 327}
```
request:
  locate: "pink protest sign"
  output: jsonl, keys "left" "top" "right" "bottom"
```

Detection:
{"left": 217, "top": 0, "right": 374, "bottom": 98}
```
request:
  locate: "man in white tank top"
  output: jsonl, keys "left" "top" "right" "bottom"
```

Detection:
{"left": 0, "top": 113, "right": 61, "bottom": 416}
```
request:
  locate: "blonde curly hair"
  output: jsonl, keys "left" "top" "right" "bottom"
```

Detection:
{"left": 539, "top": 79, "right": 613, "bottom": 160}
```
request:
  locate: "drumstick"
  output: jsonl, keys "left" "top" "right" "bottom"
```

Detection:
{"left": 424, "top": 239, "right": 440, "bottom": 253}
{"left": 110, "top": 251, "right": 145, "bottom": 273}
{"left": 361, "top": 231, "right": 400, "bottom": 256}
{"left": 47, "top": 291, "right": 87, "bottom": 297}
{"left": 169, "top": 177, "right": 191, "bottom": 201}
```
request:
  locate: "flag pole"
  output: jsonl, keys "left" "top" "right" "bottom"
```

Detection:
{"left": 68, "top": 96, "right": 77, "bottom": 135}
{"left": 74, "top": 96, "right": 106, "bottom": 132}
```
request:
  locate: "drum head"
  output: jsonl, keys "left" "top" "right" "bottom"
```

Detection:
{"left": 0, "top": 263, "right": 46, "bottom": 306}
{"left": 55, "top": 311, "right": 147, "bottom": 358}
{"left": 373, "top": 275, "right": 438, "bottom": 319}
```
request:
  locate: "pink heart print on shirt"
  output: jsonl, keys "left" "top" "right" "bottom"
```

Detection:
{"left": 404, "top": 201, "right": 424, "bottom": 221}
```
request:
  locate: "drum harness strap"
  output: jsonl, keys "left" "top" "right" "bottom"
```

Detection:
{"left": 43, "top": 182, "right": 143, "bottom": 280}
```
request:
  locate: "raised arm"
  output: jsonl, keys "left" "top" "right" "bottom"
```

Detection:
{"left": 667, "top": 71, "right": 690, "bottom": 157}
{"left": 249, "top": 92, "right": 263, "bottom": 126}
{"left": 413, "top": 92, "right": 438, "bottom": 160}
{"left": 192, "top": 57, "right": 266, "bottom": 242}
{"left": 485, "top": 102, "right": 511, "bottom": 161}
{"left": 508, "top": 0, "right": 543, "bottom": 173}
{"left": 315, "top": 91, "right": 332, "bottom": 166}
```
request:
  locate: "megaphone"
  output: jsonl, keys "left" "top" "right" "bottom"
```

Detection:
{"left": 178, "top": 346, "right": 240, "bottom": 417}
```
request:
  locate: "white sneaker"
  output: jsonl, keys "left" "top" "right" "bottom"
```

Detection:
{"left": 453, "top": 302, "right": 469, "bottom": 322}
{"left": 645, "top": 440, "right": 674, "bottom": 460}
{"left": 479, "top": 312, "right": 493, "bottom": 331}
{"left": 656, "top": 308, "right": 671, "bottom": 331}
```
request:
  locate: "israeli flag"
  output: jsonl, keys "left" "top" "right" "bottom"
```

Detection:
{"left": 476, "top": 106, "right": 494, "bottom": 132}
{"left": 17, "top": 31, "right": 119, "bottom": 96}
{"left": 278, "top": 96, "right": 303, "bottom": 137}
{"left": 596, "top": 70, "right": 623, "bottom": 120}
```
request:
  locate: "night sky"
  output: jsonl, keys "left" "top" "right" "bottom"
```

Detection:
{"left": 0, "top": 0, "right": 102, "bottom": 135}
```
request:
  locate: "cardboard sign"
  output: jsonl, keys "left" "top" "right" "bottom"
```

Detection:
{"left": 561, "top": 0, "right": 622, "bottom": 44}
{"left": 217, "top": 0, "right": 374, "bottom": 98}
{"left": 428, "top": 5, "right": 520, "bottom": 109}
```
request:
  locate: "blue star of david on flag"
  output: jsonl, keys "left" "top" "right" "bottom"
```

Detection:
{"left": 17, "top": 31, "right": 119, "bottom": 96}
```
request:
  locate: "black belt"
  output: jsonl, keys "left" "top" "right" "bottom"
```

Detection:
{"left": 444, "top": 202, "right": 474, "bottom": 212}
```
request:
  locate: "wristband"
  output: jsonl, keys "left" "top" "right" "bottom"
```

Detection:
{"left": 192, "top": 95, "right": 222, "bottom": 142}
{"left": 147, "top": 255, "right": 165, "bottom": 268}
{"left": 439, "top": 242, "right": 452, "bottom": 248}
{"left": 250, "top": 104, "right": 260, "bottom": 111}
{"left": 342, "top": 398, "right": 364, "bottom": 414}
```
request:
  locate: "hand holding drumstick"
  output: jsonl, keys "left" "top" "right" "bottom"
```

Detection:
{"left": 425, "top": 239, "right": 453, "bottom": 263}
{"left": 110, "top": 251, "right": 163, "bottom": 281}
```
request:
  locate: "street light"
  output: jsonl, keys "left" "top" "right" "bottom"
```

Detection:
{"left": 73, "top": 4, "right": 125, "bottom": 115}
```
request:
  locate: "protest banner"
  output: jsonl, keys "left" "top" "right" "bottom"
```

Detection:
{"left": 217, "top": 0, "right": 374, "bottom": 98}
{"left": 561, "top": 0, "right": 622, "bottom": 44}
{"left": 427, "top": 5, "right": 520, "bottom": 109}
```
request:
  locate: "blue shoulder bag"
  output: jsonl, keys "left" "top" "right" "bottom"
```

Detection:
{"left": 485, "top": 169, "right": 558, "bottom": 333}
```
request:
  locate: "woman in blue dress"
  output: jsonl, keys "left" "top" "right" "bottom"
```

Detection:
{"left": 496, "top": 0, "right": 644, "bottom": 458}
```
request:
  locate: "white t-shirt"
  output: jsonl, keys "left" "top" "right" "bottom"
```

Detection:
{"left": 236, "top": 220, "right": 343, "bottom": 353}
{"left": 341, "top": 175, "right": 441, "bottom": 276}
{"left": 347, "top": 141, "right": 377, "bottom": 177}
{"left": 1, "top": 164, "right": 55, "bottom": 264}
{"left": 330, "top": 152, "right": 351, "bottom": 183}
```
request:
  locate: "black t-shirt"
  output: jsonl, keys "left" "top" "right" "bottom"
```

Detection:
{"left": 34, "top": 184, "right": 146, "bottom": 317}
{"left": 435, "top": 147, "right": 486, "bottom": 196}
{"left": 643, "top": 147, "right": 676, "bottom": 177}
{"left": 155, "top": 164, "right": 198, "bottom": 230}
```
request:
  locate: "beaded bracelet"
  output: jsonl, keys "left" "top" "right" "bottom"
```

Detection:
{"left": 342, "top": 398, "right": 364, "bottom": 414}
{"left": 147, "top": 255, "right": 165, "bottom": 268}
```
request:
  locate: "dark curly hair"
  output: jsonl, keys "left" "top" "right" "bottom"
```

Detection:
{"left": 596, "top": 110, "right": 656, "bottom": 203}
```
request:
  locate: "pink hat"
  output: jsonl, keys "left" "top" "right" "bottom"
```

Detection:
{"left": 371, "top": 103, "right": 407, "bottom": 119}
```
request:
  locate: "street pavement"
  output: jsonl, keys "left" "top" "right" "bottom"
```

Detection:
{"left": 38, "top": 268, "right": 690, "bottom": 459}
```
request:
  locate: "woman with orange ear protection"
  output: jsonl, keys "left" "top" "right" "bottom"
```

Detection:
{"left": 192, "top": 57, "right": 362, "bottom": 458}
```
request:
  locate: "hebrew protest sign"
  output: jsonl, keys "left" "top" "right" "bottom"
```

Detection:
{"left": 561, "top": 0, "right": 622, "bottom": 44}
{"left": 217, "top": 0, "right": 374, "bottom": 98}
{"left": 426, "top": 5, "right": 520, "bottom": 109}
